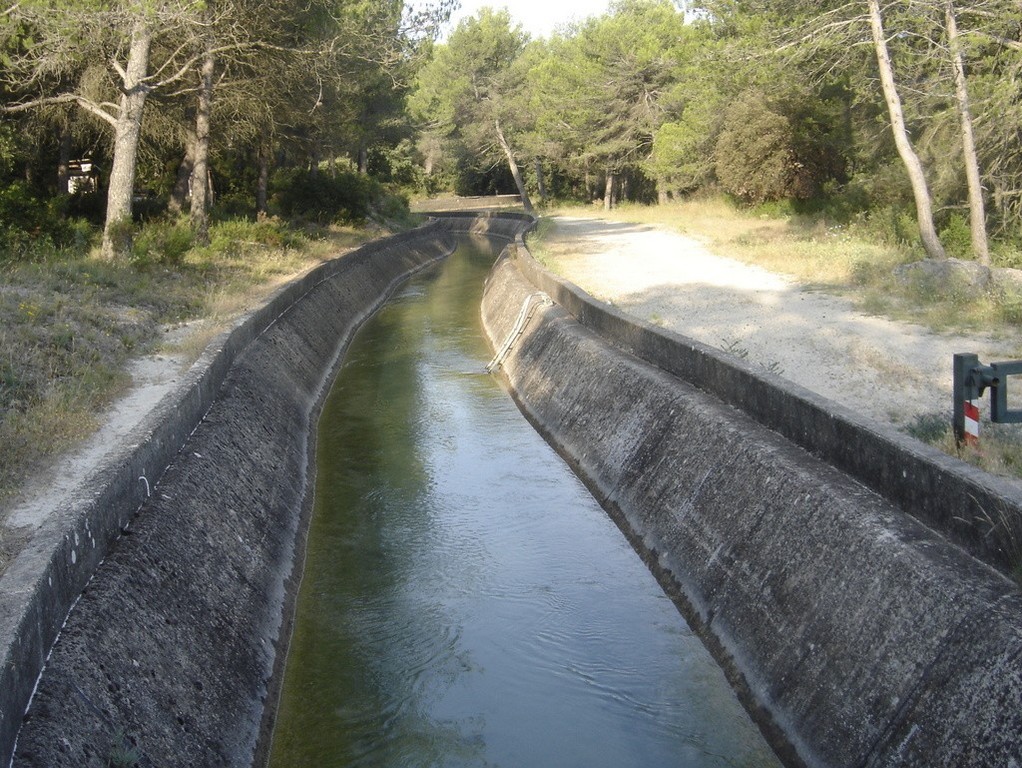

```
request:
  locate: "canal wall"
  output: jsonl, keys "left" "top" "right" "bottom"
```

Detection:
{"left": 0, "top": 214, "right": 527, "bottom": 768}
{"left": 481, "top": 242, "right": 1022, "bottom": 767}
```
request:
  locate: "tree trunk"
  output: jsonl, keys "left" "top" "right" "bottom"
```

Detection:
{"left": 190, "top": 50, "right": 215, "bottom": 246}
{"left": 102, "top": 20, "right": 152, "bottom": 260}
{"left": 256, "top": 139, "right": 270, "bottom": 218}
{"left": 604, "top": 171, "right": 615, "bottom": 210}
{"left": 168, "top": 137, "right": 195, "bottom": 215}
{"left": 57, "top": 127, "right": 71, "bottom": 194}
{"left": 867, "top": 0, "right": 946, "bottom": 260}
{"left": 308, "top": 144, "right": 320, "bottom": 177}
{"left": 358, "top": 143, "right": 368, "bottom": 175}
{"left": 534, "top": 158, "right": 547, "bottom": 205}
{"left": 946, "top": 1, "right": 990, "bottom": 266}
{"left": 495, "top": 119, "right": 534, "bottom": 213}
{"left": 993, "top": 178, "right": 1006, "bottom": 221}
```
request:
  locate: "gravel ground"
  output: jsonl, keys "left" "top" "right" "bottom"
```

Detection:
{"left": 539, "top": 215, "right": 1022, "bottom": 431}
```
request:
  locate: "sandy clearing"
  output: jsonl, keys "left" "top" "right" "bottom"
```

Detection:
{"left": 540, "top": 215, "right": 1021, "bottom": 429}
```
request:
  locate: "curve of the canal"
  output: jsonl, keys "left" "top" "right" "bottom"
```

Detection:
{"left": 267, "top": 235, "right": 782, "bottom": 768}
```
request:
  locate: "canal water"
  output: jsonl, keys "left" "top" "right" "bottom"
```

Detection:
{"left": 268, "top": 237, "right": 781, "bottom": 768}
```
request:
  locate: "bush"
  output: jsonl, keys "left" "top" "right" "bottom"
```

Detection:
{"left": 714, "top": 90, "right": 846, "bottom": 205}
{"left": 939, "top": 213, "right": 972, "bottom": 259}
{"left": 0, "top": 182, "right": 50, "bottom": 234}
{"left": 999, "top": 293, "right": 1022, "bottom": 325}
{"left": 367, "top": 140, "right": 425, "bottom": 193}
{"left": 206, "top": 217, "right": 303, "bottom": 258}
{"left": 850, "top": 205, "right": 920, "bottom": 249}
{"left": 272, "top": 169, "right": 377, "bottom": 224}
{"left": 132, "top": 220, "right": 194, "bottom": 266}
{"left": 0, "top": 183, "right": 98, "bottom": 259}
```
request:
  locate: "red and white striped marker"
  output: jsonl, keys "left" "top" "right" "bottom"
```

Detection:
{"left": 964, "top": 400, "right": 980, "bottom": 446}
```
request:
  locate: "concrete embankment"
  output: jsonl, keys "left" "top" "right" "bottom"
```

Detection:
{"left": 0, "top": 213, "right": 530, "bottom": 768}
{"left": 481, "top": 241, "right": 1022, "bottom": 766}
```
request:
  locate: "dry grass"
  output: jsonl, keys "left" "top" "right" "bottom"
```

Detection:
{"left": 535, "top": 198, "right": 1022, "bottom": 480}
{"left": 542, "top": 198, "right": 908, "bottom": 287}
{"left": 0, "top": 222, "right": 377, "bottom": 507}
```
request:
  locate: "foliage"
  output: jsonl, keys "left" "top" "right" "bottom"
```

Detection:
{"left": 715, "top": 94, "right": 796, "bottom": 203}
{"left": 646, "top": 113, "right": 714, "bottom": 195}
{"left": 367, "top": 139, "right": 426, "bottom": 192}
{"left": 528, "top": 0, "right": 692, "bottom": 200}
{"left": 270, "top": 168, "right": 408, "bottom": 225}
{"left": 939, "top": 214, "right": 974, "bottom": 259}
{"left": 0, "top": 0, "right": 447, "bottom": 257}
{"left": 714, "top": 89, "right": 846, "bottom": 204}
{"left": 0, "top": 184, "right": 97, "bottom": 259}
{"left": 131, "top": 219, "right": 194, "bottom": 266}
{"left": 424, "top": 0, "right": 1022, "bottom": 260}
{"left": 409, "top": 7, "right": 530, "bottom": 195}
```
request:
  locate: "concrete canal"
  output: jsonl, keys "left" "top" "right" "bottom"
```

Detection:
{"left": 266, "top": 235, "right": 781, "bottom": 767}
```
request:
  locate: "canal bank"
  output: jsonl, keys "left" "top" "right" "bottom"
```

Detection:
{"left": 481, "top": 239, "right": 1022, "bottom": 766}
{"left": 1, "top": 215, "right": 528, "bottom": 767}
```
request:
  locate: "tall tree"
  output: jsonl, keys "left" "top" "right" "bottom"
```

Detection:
{"left": 410, "top": 8, "right": 535, "bottom": 210}
{"left": 529, "top": 0, "right": 689, "bottom": 208}
{"left": 1, "top": 0, "right": 448, "bottom": 252}
{"left": 706, "top": 0, "right": 1022, "bottom": 258}
{"left": 866, "top": 0, "right": 946, "bottom": 259}
{"left": 1, "top": 1, "right": 246, "bottom": 257}
{"left": 943, "top": 0, "right": 989, "bottom": 263}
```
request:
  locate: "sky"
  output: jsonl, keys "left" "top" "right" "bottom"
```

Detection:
{"left": 441, "top": 0, "right": 613, "bottom": 40}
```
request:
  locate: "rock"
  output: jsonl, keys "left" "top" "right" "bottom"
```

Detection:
{"left": 893, "top": 258, "right": 991, "bottom": 297}
{"left": 991, "top": 266, "right": 1022, "bottom": 296}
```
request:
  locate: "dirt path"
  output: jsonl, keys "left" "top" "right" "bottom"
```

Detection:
{"left": 539, "top": 216, "right": 1021, "bottom": 430}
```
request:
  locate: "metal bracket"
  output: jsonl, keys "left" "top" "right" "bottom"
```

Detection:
{"left": 990, "top": 360, "right": 1022, "bottom": 424}
{"left": 953, "top": 353, "right": 1022, "bottom": 444}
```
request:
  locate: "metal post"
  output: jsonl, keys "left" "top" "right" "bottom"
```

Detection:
{"left": 953, "top": 353, "right": 979, "bottom": 445}
{"left": 952, "top": 354, "right": 1022, "bottom": 446}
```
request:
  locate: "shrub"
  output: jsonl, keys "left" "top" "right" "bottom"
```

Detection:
{"left": 272, "top": 169, "right": 375, "bottom": 224}
{"left": 132, "top": 220, "right": 194, "bottom": 266}
{"left": 0, "top": 183, "right": 98, "bottom": 260}
{"left": 938, "top": 213, "right": 973, "bottom": 259}
{"left": 850, "top": 205, "right": 921, "bottom": 249}
{"left": 0, "top": 182, "right": 50, "bottom": 234}
{"left": 367, "top": 140, "right": 426, "bottom": 192}
{"left": 206, "top": 217, "right": 303, "bottom": 258}
{"left": 714, "top": 90, "right": 846, "bottom": 205}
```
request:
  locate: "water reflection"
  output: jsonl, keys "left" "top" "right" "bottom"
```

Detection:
{"left": 268, "top": 236, "right": 780, "bottom": 768}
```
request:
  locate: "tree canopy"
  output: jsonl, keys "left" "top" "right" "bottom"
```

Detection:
{"left": 0, "top": 0, "right": 450, "bottom": 256}
{"left": 406, "top": 0, "right": 1022, "bottom": 261}
{"left": 2, "top": 0, "right": 1022, "bottom": 264}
